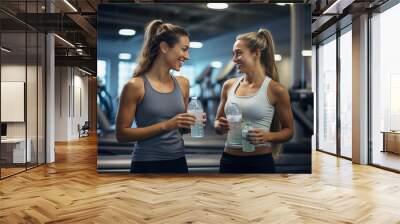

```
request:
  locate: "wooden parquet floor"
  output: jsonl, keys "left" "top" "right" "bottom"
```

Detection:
{"left": 1, "top": 135, "right": 400, "bottom": 223}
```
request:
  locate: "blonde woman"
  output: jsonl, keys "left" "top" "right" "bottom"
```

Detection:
{"left": 116, "top": 20, "right": 201, "bottom": 173}
{"left": 214, "top": 29, "right": 294, "bottom": 173}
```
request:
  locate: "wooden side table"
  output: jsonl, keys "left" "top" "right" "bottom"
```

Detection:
{"left": 381, "top": 131, "right": 400, "bottom": 154}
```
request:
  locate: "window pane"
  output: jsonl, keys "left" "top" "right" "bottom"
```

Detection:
{"left": 340, "top": 29, "right": 352, "bottom": 158}
{"left": 1, "top": 31, "right": 28, "bottom": 177}
{"left": 371, "top": 3, "right": 400, "bottom": 171}
{"left": 318, "top": 37, "right": 337, "bottom": 154}
{"left": 97, "top": 60, "right": 107, "bottom": 84}
{"left": 118, "top": 61, "right": 137, "bottom": 96}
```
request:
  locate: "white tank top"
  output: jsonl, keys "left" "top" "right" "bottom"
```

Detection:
{"left": 225, "top": 75, "right": 275, "bottom": 147}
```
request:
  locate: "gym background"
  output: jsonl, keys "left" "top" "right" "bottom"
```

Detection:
{"left": 96, "top": 3, "right": 313, "bottom": 173}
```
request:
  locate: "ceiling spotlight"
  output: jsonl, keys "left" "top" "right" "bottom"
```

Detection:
{"left": 276, "top": 3, "right": 293, "bottom": 6}
{"left": 274, "top": 54, "right": 282, "bottom": 61}
{"left": 301, "top": 50, "right": 312, "bottom": 57}
{"left": 119, "top": 53, "right": 132, "bottom": 60}
{"left": 207, "top": 3, "right": 228, "bottom": 10}
{"left": 119, "top": 29, "right": 136, "bottom": 36}
{"left": 190, "top": 42, "right": 203, "bottom": 49}
{"left": 211, "top": 61, "right": 223, "bottom": 68}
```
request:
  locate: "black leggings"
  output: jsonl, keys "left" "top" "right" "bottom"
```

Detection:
{"left": 131, "top": 157, "right": 188, "bottom": 173}
{"left": 219, "top": 152, "right": 276, "bottom": 173}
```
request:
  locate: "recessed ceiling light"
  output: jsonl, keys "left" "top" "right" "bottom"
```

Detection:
{"left": 301, "top": 50, "right": 312, "bottom": 57}
{"left": 190, "top": 42, "right": 203, "bottom": 49}
{"left": 211, "top": 61, "right": 223, "bottom": 68}
{"left": 207, "top": 3, "right": 228, "bottom": 10}
{"left": 276, "top": 3, "right": 292, "bottom": 6}
{"left": 119, "top": 53, "right": 132, "bottom": 60}
{"left": 119, "top": 29, "right": 136, "bottom": 36}
{"left": 274, "top": 54, "right": 282, "bottom": 61}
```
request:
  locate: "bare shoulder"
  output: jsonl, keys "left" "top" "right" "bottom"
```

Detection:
{"left": 222, "top": 77, "right": 239, "bottom": 92}
{"left": 122, "top": 76, "right": 144, "bottom": 100}
{"left": 269, "top": 80, "right": 288, "bottom": 96}
{"left": 175, "top": 75, "right": 190, "bottom": 88}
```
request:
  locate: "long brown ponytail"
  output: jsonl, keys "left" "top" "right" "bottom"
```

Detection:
{"left": 133, "top": 19, "right": 189, "bottom": 77}
{"left": 237, "top": 28, "right": 282, "bottom": 156}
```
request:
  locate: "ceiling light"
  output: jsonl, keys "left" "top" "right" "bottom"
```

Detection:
{"left": 119, "top": 53, "right": 132, "bottom": 60}
{"left": 1, "top": 47, "right": 11, "bottom": 53}
{"left": 277, "top": 3, "right": 293, "bottom": 6}
{"left": 322, "top": 0, "right": 347, "bottom": 14}
{"left": 207, "top": 3, "right": 228, "bottom": 10}
{"left": 63, "top": 0, "right": 78, "bottom": 12}
{"left": 190, "top": 42, "right": 203, "bottom": 49}
{"left": 211, "top": 61, "right": 223, "bottom": 68}
{"left": 301, "top": 50, "right": 312, "bottom": 57}
{"left": 119, "top": 29, "right": 136, "bottom": 36}
{"left": 54, "top": 34, "right": 75, "bottom": 48}
{"left": 274, "top": 54, "right": 282, "bottom": 61}
{"left": 78, "top": 67, "right": 92, "bottom": 76}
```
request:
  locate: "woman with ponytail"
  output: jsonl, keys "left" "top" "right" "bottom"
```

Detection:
{"left": 116, "top": 20, "right": 203, "bottom": 173}
{"left": 214, "top": 29, "right": 294, "bottom": 173}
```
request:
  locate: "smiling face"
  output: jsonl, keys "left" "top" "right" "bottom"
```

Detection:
{"left": 163, "top": 35, "right": 190, "bottom": 71}
{"left": 232, "top": 39, "right": 258, "bottom": 74}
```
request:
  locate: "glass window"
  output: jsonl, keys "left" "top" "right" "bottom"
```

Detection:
{"left": 172, "top": 65, "right": 198, "bottom": 97}
{"left": 317, "top": 36, "right": 337, "bottom": 154}
{"left": 371, "top": 3, "right": 400, "bottom": 171}
{"left": 118, "top": 61, "right": 137, "bottom": 96}
{"left": 0, "top": 1, "right": 46, "bottom": 179}
{"left": 1, "top": 32, "right": 28, "bottom": 177}
{"left": 97, "top": 60, "right": 107, "bottom": 84}
{"left": 339, "top": 28, "right": 352, "bottom": 158}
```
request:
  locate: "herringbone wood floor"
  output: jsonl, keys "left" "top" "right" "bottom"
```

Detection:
{"left": 1, "top": 135, "right": 400, "bottom": 224}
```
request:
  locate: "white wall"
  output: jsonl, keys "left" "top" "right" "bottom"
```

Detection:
{"left": 1, "top": 64, "right": 46, "bottom": 163}
{"left": 54, "top": 67, "right": 89, "bottom": 141}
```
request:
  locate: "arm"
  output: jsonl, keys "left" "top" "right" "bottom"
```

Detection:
{"left": 214, "top": 78, "right": 236, "bottom": 135}
{"left": 115, "top": 78, "right": 196, "bottom": 143}
{"left": 263, "top": 82, "right": 294, "bottom": 143}
{"left": 176, "top": 76, "right": 190, "bottom": 111}
{"left": 176, "top": 76, "right": 190, "bottom": 135}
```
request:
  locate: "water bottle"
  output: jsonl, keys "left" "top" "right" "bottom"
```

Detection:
{"left": 242, "top": 121, "right": 255, "bottom": 152}
{"left": 225, "top": 102, "right": 242, "bottom": 145}
{"left": 188, "top": 97, "right": 204, "bottom": 138}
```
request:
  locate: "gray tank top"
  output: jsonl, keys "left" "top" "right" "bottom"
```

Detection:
{"left": 133, "top": 74, "right": 185, "bottom": 161}
{"left": 225, "top": 75, "right": 275, "bottom": 147}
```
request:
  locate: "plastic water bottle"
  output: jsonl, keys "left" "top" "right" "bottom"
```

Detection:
{"left": 242, "top": 121, "right": 255, "bottom": 152}
{"left": 188, "top": 97, "right": 204, "bottom": 138}
{"left": 225, "top": 102, "right": 242, "bottom": 145}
